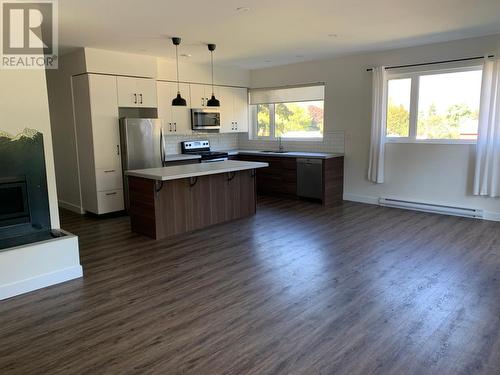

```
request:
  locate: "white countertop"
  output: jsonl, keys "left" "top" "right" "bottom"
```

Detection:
{"left": 125, "top": 160, "right": 269, "bottom": 181}
{"left": 164, "top": 150, "right": 343, "bottom": 161}
{"left": 230, "top": 150, "right": 343, "bottom": 159}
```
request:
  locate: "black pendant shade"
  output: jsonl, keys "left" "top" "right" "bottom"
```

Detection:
{"left": 206, "top": 94, "right": 220, "bottom": 107}
{"left": 171, "top": 37, "right": 187, "bottom": 106}
{"left": 172, "top": 92, "right": 187, "bottom": 106}
{"left": 206, "top": 43, "right": 220, "bottom": 107}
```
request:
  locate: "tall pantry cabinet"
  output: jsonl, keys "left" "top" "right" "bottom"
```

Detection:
{"left": 72, "top": 74, "right": 124, "bottom": 214}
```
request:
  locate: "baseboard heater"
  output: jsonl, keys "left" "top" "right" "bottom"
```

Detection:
{"left": 378, "top": 198, "right": 483, "bottom": 219}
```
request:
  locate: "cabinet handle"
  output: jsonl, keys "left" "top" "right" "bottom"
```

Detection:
{"left": 201, "top": 97, "right": 205, "bottom": 106}
{"left": 104, "top": 169, "right": 115, "bottom": 173}
{"left": 106, "top": 192, "right": 117, "bottom": 196}
{"left": 139, "top": 93, "right": 143, "bottom": 104}
{"left": 133, "top": 93, "right": 137, "bottom": 104}
{"left": 174, "top": 122, "right": 177, "bottom": 132}
{"left": 169, "top": 122, "right": 172, "bottom": 132}
{"left": 116, "top": 145, "right": 120, "bottom": 155}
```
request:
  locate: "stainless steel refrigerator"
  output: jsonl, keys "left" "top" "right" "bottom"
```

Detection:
{"left": 119, "top": 118, "right": 165, "bottom": 208}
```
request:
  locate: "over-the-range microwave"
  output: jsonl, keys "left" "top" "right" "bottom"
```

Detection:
{"left": 191, "top": 108, "right": 220, "bottom": 130}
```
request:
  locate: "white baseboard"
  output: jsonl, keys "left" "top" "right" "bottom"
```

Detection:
{"left": 343, "top": 193, "right": 379, "bottom": 205}
{"left": 484, "top": 211, "right": 500, "bottom": 222}
{"left": 0, "top": 265, "right": 83, "bottom": 301}
{"left": 343, "top": 193, "right": 500, "bottom": 222}
{"left": 58, "top": 199, "right": 84, "bottom": 214}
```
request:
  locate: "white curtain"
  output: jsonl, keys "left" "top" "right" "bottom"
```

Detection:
{"left": 368, "top": 66, "right": 387, "bottom": 183}
{"left": 474, "top": 58, "right": 500, "bottom": 197}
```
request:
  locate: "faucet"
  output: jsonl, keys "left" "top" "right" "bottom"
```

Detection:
{"left": 277, "top": 136, "right": 284, "bottom": 152}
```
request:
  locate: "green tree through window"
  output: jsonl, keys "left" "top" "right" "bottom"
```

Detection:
{"left": 255, "top": 101, "right": 324, "bottom": 138}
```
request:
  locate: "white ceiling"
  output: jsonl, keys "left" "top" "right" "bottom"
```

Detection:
{"left": 59, "top": 0, "right": 500, "bottom": 69}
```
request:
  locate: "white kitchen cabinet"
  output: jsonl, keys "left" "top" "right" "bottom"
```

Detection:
{"left": 72, "top": 73, "right": 124, "bottom": 214}
{"left": 157, "top": 81, "right": 192, "bottom": 134}
{"left": 96, "top": 189, "right": 125, "bottom": 214}
{"left": 219, "top": 87, "right": 249, "bottom": 133}
{"left": 117, "top": 76, "right": 157, "bottom": 107}
{"left": 219, "top": 87, "right": 235, "bottom": 133}
{"left": 233, "top": 87, "right": 249, "bottom": 132}
{"left": 189, "top": 83, "right": 219, "bottom": 108}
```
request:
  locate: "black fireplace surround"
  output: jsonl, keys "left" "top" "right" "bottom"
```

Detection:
{"left": 0, "top": 129, "right": 53, "bottom": 250}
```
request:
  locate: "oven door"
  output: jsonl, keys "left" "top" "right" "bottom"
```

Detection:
{"left": 191, "top": 109, "right": 220, "bottom": 130}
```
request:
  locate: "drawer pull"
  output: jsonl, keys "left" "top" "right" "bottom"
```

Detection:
{"left": 104, "top": 170, "right": 115, "bottom": 173}
{"left": 105, "top": 192, "right": 117, "bottom": 196}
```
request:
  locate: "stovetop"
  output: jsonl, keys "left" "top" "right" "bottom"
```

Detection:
{"left": 180, "top": 140, "right": 228, "bottom": 160}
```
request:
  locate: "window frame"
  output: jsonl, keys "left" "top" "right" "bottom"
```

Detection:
{"left": 250, "top": 101, "right": 325, "bottom": 142}
{"left": 384, "top": 64, "right": 483, "bottom": 145}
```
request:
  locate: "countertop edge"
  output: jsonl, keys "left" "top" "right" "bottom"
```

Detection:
{"left": 126, "top": 161, "right": 269, "bottom": 181}
{"left": 232, "top": 150, "right": 343, "bottom": 159}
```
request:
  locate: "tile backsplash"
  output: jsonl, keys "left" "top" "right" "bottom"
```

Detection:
{"left": 163, "top": 133, "right": 239, "bottom": 154}
{"left": 237, "top": 131, "right": 345, "bottom": 154}
{"left": 163, "top": 130, "right": 345, "bottom": 154}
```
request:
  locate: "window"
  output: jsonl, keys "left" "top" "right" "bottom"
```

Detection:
{"left": 385, "top": 67, "right": 482, "bottom": 143}
{"left": 250, "top": 85, "right": 325, "bottom": 140}
{"left": 386, "top": 78, "right": 411, "bottom": 138}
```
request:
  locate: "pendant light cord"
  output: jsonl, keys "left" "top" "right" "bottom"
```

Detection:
{"left": 176, "top": 44, "right": 180, "bottom": 93}
{"left": 211, "top": 51, "right": 214, "bottom": 95}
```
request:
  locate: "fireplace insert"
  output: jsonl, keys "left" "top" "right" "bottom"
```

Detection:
{"left": 0, "top": 129, "right": 52, "bottom": 250}
{"left": 0, "top": 176, "right": 30, "bottom": 228}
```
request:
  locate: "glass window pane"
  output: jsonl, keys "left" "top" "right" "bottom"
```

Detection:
{"left": 386, "top": 78, "right": 411, "bottom": 137}
{"left": 274, "top": 101, "right": 323, "bottom": 138}
{"left": 256, "top": 104, "right": 271, "bottom": 137}
{"left": 417, "top": 70, "right": 481, "bottom": 140}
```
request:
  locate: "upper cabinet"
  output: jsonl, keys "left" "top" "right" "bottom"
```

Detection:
{"left": 157, "top": 81, "right": 192, "bottom": 134}
{"left": 189, "top": 84, "right": 220, "bottom": 108}
{"left": 117, "top": 77, "right": 157, "bottom": 107}
{"left": 219, "top": 87, "right": 249, "bottom": 133}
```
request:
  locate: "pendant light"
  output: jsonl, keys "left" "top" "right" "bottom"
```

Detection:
{"left": 171, "top": 37, "right": 187, "bottom": 106}
{"left": 206, "top": 43, "right": 220, "bottom": 107}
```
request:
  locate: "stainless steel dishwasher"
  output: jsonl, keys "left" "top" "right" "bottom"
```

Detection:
{"left": 297, "top": 158, "right": 323, "bottom": 199}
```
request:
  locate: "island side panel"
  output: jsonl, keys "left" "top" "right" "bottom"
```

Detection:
{"left": 189, "top": 176, "right": 212, "bottom": 231}
{"left": 322, "top": 156, "right": 344, "bottom": 206}
{"left": 128, "top": 169, "right": 259, "bottom": 240}
{"left": 156, "top": 179, "right": 191, "bottom": 238}
{"left": 127, "top": 176, "right": 158, "bottom": 239}
{"left": 239, "top": 169, "right": 257, "bottom": 218}
{"left": 209, "top": 173, "right": 228, "bottom": 224}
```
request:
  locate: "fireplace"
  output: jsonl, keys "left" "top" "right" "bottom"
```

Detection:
{"left": 0, "top": 177, "right": 30, "bottom": 227}
{"left": 0, "top": 129, "right": 53, "bottom": 250}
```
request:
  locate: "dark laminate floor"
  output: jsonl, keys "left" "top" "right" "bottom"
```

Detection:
{"left": 1, "top": 197, "right": 500, "bottom": 375}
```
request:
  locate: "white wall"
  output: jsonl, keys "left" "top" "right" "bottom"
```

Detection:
{"left": 85, "top": 48, "right": 157, "bottom": 77}
{"left": 249, "top": 34, "right": 500, "bottom": 218}
{"left": 46, "top": 49, "right": 86, "bottom": 213}
{"left": 0, "top": 69, "right": 60, "bottom": 228}
{"left": 157, "top": 58, "right": 250, "bottom": 87}
{"left": 0, "top": 68, "right": 82, "bottom": 300}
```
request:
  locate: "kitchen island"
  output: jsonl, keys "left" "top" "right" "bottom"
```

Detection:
{"left": 125, "top": 160, "right": 268, "bottom": 239}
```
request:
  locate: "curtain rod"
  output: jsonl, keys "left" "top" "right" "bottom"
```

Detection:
{"left": 366, "top": 55, "right": 495, "bottom": 72}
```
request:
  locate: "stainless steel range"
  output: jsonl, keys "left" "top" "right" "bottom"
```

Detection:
{"left": 181, "top": 140, "right": 228, "bottom": 163}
